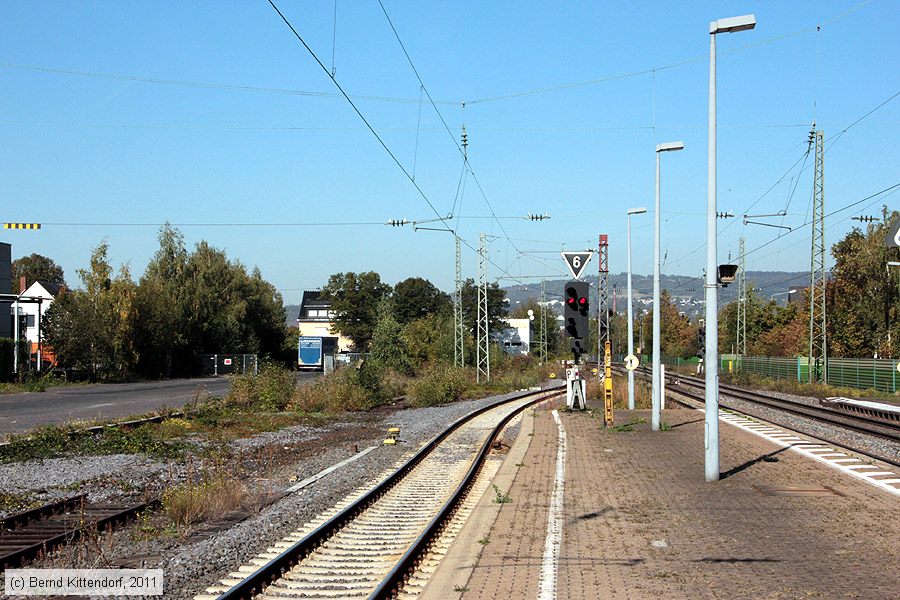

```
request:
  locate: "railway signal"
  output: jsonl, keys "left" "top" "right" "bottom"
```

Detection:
{"left": 564, "top": 280, "right": 590, "bottom": 341}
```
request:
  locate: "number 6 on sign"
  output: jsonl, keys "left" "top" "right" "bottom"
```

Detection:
{"left": 561, "top": 251, "right": 593, "bottom": 279}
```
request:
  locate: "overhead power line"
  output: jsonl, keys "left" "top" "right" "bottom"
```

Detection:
{"left": 265, "top": 0, "right": 452, "bottom": 236}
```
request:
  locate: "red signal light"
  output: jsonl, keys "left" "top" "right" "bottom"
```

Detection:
{"left": 579, "top": 297, "right": 587, "bottom": 305}
{"left": 567, "top": 297, "right": 576, "bottom": 305}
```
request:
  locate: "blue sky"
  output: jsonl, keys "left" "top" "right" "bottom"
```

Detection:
{"left": 2, "top": 0, "right": 898, "bottom": 304}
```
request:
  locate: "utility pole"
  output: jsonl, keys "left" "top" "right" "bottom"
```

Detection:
{"left": 476, "top": 232, "right": 490, "bottom": 383}
{"left": 454, "top": 235, "right": 464, "bottom": 368}
{"left": 736, "top": 236, "right": 747, "bottom": 355}
{"left": 598, "top": 234, "right": 610, "bottom": 370}
{"left": 454, "top": 125, "right": 469, "bottom": 369}
{"left": 809, "top": 128, "right": 827, "bottom": 383}
{"left": 540, "top": 279, "right": 548, "bottom": 363}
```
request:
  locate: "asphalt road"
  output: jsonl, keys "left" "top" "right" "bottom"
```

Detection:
{"left": 0, "top": 372, "right": 320, "bottom": 439}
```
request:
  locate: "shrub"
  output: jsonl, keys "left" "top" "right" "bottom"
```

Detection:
{"left": 409, "top": 364, "right": 468, "bottom": 407}
{"left": 162, "top": 476, "right": 250, "bottom": 527}
{"left": 290, "top": 367, "right": 376, "bottom": 413}
{"left": 224, "top": 362, "right": 295, "bottom": 411}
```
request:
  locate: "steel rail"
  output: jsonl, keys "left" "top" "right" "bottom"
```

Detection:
{"left": 668, "top": 371, "right": 900, "bottom": 443}
{"left": 618, "top": 366, "right": 899, "bottom": 468}
{"left": 215, "top": 384, "right": 564, "bottom": 600}
{"left": 370, "top": 388, "right": 560, "bottom": 598}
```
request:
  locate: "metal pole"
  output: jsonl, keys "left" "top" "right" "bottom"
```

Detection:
{"left": 652, "top": 149, "right": 662, "bottom": 431}
{"left": 705, "top": 29, "right": 720, "bottom": 482}
{"left": 627, "top": 213, "right": 636, "bottom": 409}
{"left": 13, "top": 298, "right": 19, "bottom": 374}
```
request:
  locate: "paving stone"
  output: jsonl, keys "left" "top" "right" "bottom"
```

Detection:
{"left": 463, "top": 404, "right": 900, "bottom": 600}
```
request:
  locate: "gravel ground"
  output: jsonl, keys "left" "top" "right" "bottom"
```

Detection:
{"left": 669, "top": 382, "right": 900, "bottom": 465}
{"left": 2, "top": 384, "right": 560, "bottom": 600}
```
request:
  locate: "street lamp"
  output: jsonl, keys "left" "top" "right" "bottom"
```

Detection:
{"left": 705, "top": 13, "right": 756, "bottom": 482}
{"left": 653, "top": 141, "right": 684, "bottom": 432}
{"left": 626, "top": 207, "right": 647, "bottom": 410}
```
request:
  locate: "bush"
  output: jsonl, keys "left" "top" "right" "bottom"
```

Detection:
{"left": 225, "top": 362, "right": 295, "bottom": 411}
{"left": 409, "top": 364, "right": 468, "bottom": 407}
{"left": 162, "top": 476, "right": 250, "bottom": 527}
{"left": 289, "top": 367, "right": 377, "bottom": 413}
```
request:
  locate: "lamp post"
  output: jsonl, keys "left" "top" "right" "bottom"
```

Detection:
{"left": 652, "top": 141, "right": 684, "bottom": 431}
{"left": 627, "top": 207, "right": 647, "bottom": 410}
{"left": 706, "top": 13, "right": 756, "bottom": 482}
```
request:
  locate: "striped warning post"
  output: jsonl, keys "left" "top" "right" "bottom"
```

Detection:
{"left": 4, "top": 223, "right": 41, "bottom": 229}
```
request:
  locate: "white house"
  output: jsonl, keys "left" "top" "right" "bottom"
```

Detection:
{"left": 495, "top": 317, "right": 532, "bottom": 355}
{"left": 12, "top": 280, "right": 61, "bottom": 368}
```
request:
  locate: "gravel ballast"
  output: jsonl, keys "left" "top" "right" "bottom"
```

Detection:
{"left": 1, "top": 385, "right": 559, "bottom": 599}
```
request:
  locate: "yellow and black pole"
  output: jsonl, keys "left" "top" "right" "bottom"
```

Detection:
{"left": 604, "top": 340, "right": 614, "bottom": 427}
{"left": 4, "top": 223, "right": 41, "bottom": 230}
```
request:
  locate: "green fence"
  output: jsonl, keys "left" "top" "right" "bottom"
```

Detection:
{"left": 720, "top": 354, "right": 899, "bottom": 393}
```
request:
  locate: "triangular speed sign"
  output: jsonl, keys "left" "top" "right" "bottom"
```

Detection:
{"left": 561, "top": 251, "right": 593, "bottom": 279}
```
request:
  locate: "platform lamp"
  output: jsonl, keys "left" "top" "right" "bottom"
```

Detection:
{"left": 626, "top": 206, "right": 647, "bottom": 410}
{"left": 652, "top": 141, "right": 684, "bottom": 432}
{"left": 705, "top": 13, "right": 756, "bottom": 482}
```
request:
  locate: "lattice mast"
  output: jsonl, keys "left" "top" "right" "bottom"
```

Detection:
{"left": 453, "top": 125, "right": 469, "bottom": 368}
{"left": 539, "top": 279, "right": 548, "bottom": 363}
{"left": 736, "top": 236, "right": 747, "bottom": 355}
{"left": 454, "top": 235, "right": 464, "bottom": 367}
{"left": 476, "top": 232, "right": 490, "bottom": 382}
{"left": 809, "top": 128, "right": 827, "bottom": 383}
{"left": 598, "top": 234, "right": 610, "bottom": 369}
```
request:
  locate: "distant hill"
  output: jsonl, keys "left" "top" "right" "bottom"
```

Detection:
{"left": 503, "top": 271, "right": 810, "bottom": 319}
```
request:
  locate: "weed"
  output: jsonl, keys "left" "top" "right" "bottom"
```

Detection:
{"left": 162, "top": 475, "right": 250, "bottom": 528}
{"left": 492, "top": 484, "right": 512, "bottom": 504}
{"left": 514, "top": 462, "right": 525, "bottom": 467}
{"left": 610, "top": 418, "right": 647, "bottom": 432}
{"left": 660, "top": 421, "right": 672, "bottom": 432}
{"left": 453, "top": 585, "right": 469, "bottom": 593}
{"left": 477, "top": 535, "right": 491, "bottom": 545}
{"left": 409, "top": 364, "right": 468, "bottom": 407}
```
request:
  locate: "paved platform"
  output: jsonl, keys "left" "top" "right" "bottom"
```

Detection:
{"left": 427, "top": 402, "right": 900, "bottom": 600}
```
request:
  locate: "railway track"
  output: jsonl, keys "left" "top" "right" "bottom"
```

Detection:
{"left": 618, "top": 365, "right": 900, "bottom": 467}
{"left": 663, "top": 370, "right": 900, "bottom": 444}
{"left": 197, "top": 385, "right": 564, "bottom": 600}
{"left": 0, "top": 494, "right": 153, "bottom": 569}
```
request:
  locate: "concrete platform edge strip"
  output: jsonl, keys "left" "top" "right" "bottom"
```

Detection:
{"left": 285, "top": 446, "right": 378, "bottom": 493}
{"left": 538, "top": 409, "right": 567, "bottom": 600}
{"left": 708, "top": 409, "right": 900, "bottom": 497}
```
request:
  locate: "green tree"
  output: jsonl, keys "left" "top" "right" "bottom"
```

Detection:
{"left": 392, "top": 277, "right": 451, "bottom": 325}
{"left": 828, "top": 208, "right": 900, "bottom": 357}
{"left": 44, "top": 242, "right": 136, "bottom": 378}
{"left": 11, "top": 253, "right": 66, "bottom": 292}
{"left": 133, "top": 224, "right": 188, "bottom": 377}
{"left": 460, "top": 278, "right": 508, "bottom": 340}
{"left": 321, "top": 271, "right": 391, "bottom": 350}
{"left": 404, "top": 313, "right": 456, "bottom": 366}
{"left": 369, "top": 299, "right": 412, "bottom": 374}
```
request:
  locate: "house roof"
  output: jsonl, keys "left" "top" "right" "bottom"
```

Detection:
{"left": 300, "top": 290, "right": 331, "bottom": 311}
{"left": 23, "top": 280, "right": 62, "bottom": 298}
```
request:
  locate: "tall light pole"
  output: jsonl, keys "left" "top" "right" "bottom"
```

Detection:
{"left": 627, "top": 207, "right": 647, "bottom": 410}
{"left": 653, "top": 141, "right": 684, "bottom": 431}
{"left": 706, "top": 13, "right": 756, "bottom": 482}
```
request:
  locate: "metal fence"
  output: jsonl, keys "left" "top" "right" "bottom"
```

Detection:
{"left": 720, "top": 354, "right": 899, "bottom": 393}
{"left": 199, "top": 354, "right": 258, "bottom": 376}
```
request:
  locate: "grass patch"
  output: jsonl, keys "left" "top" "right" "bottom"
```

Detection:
{"left": 162, "top": 475, "right": 251, "bottom": 528}
{"left": 610, "top": 418, "right": 647, "bottom": 432}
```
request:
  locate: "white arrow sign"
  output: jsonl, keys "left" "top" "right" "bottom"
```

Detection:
{"left": 624, "top": 354, "right": 639, "bottom": 371}
{"left": 561, "top": 251, "right": 594, "bottom": 279}
{"left": 885, "top": 219, "right": 900, "bottom": 248}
